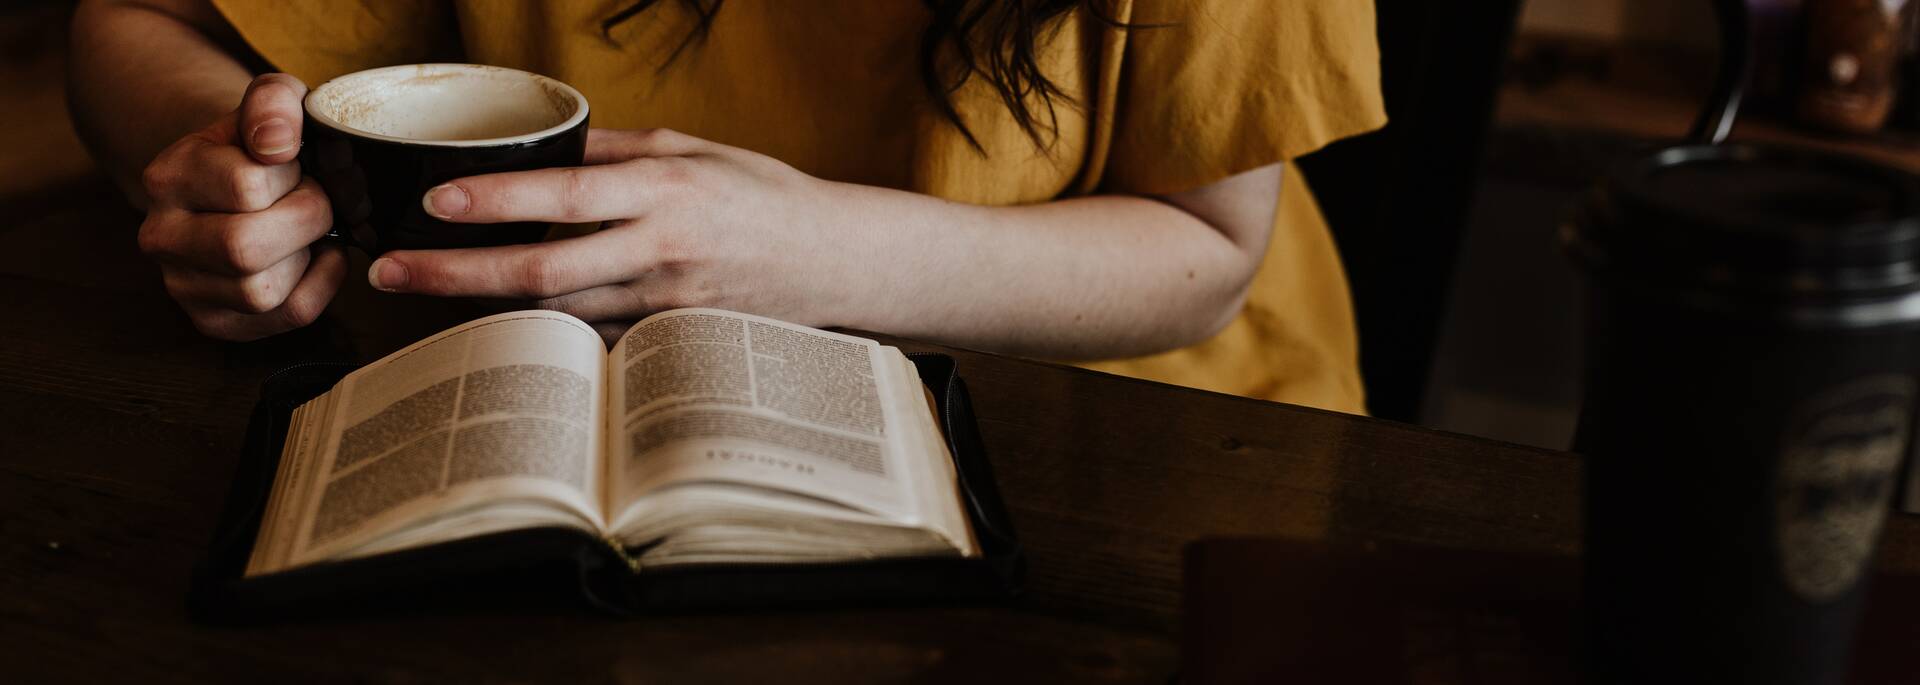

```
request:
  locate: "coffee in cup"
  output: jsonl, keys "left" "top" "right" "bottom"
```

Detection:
{"left": 301, "top": 63, "right": 589, "bottom": 254}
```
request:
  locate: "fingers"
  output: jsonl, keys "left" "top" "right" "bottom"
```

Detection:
{"left": 143, "top": 100, "right": 304, "bottom": 212}
{"left": 180, "top": 245, "right": 346, "bottom": 342}
{"left": 277, "top": 244, "right": 348, "bottom": 330}
{"left": 143, "top": 132, "right": 302, "bottom": 213}
{"left": 420, "top": 128, "right": 716, "bottom": 224}
{"left": 370, "top": 229, "right": 643, "bottom": 299}
{"left": 537, "top": 284, "right": 653, "bottom": 323}
{"left": 422, "top": 160, "right": 679, "bottom": 224}
{"left": 584, "top": 128, "right": 710, "bottom": 164}
{"left": 237, "top": 73, "right": 309, "bottom": 165}
{"left": 161, "top": 248, "right": 310, "bottom": 314}
{"left": 180, "top": 143, "right": 303, "bottom": 212}
{"left": 140, "top": 74, "right": 338, "bottom": 343}
{"left": 140, "top": 176, "right": 333, "bottom": 276}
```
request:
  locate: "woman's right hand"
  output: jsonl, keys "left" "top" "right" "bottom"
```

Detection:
{"left": 137, "top": 73, "right": 345, "bottom": 341}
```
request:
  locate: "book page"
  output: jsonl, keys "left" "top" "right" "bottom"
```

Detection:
{"left": 254, "top": 311, "right": 608, "bottom": 573}
{"left": 884, "top": 351, "right": 978, "bottom": 556}
{"left": 605, "top": 309, "right": 919, "bottom": 526}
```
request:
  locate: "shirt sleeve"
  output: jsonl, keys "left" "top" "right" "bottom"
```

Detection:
{"left": 1100, "top": 0, "right": 1386, "bottom": 195}
{"left": 210, "top": 0, "right": 461, "bottom": 85}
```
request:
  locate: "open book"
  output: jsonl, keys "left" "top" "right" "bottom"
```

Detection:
{"left": 245, "top": 308, "right": 978, "bottom": 577}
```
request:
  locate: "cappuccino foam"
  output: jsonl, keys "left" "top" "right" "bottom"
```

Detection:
{"left": 307, "top": 64, "right": 581, "bottom": 144}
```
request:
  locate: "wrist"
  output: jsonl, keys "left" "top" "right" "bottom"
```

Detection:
{"left": 798, "top": 179, "right": 984, "bottom": 336}
{"left": 786, "top": 176, "right": 880, "bottom": 331}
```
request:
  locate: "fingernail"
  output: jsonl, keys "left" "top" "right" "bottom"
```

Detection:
{"left": 423, "top": 184, "right": 469, "bottom": 219}
{"left": 250, "top": 119, "right": 296, "bottom": 156}
{"left": 369, "top": 258, "right": 408, "bottom": 291}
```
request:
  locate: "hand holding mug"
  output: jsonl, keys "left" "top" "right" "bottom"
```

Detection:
{"left": 137, "top": 73, "right": 346, "bottom": 341}
{"left": 362, "top": 128, "right": 856, "bottom": 334}
{"left": 140, "top": 64, "right": 588, "bottom": 342}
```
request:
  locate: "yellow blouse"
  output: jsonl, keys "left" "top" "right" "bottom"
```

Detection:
{"left": 213, "top": 0, "right": 1387, "bottom": 413}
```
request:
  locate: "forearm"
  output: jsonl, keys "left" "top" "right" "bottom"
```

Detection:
{"left": 364, "top": 130, "right": 1279, "bottom": 360}
{"left": 69, "top": 0, "right": 255, "bottom": 205}
{"left": 821, "top": 180, "right": 1273, "bottom": 360}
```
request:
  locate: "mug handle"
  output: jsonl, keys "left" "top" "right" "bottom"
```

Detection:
{"left": 1689, "top": 0, "right": 1751, "bottom": 145}
{"left": 318, "top": 227, "right": 354, "bottom": 248}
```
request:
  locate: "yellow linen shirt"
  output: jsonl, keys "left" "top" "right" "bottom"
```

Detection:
{"left": 213, "top": 0, "right": 1387, "bottom": 413}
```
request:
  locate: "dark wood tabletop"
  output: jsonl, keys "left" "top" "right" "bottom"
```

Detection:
{"left": 6, "top": 176, "right": 1920, "bottom": 683}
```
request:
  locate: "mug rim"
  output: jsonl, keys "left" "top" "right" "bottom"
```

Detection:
{"left": 303, "top": 63, "right": 590, "bottom": 149}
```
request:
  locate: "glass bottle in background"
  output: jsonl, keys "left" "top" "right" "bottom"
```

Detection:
{"left": 1886, "top": 0, "right": 1920, "bottom": 129}
{"left": 1798, "top": 0, "right": 1908, "bottom": 133}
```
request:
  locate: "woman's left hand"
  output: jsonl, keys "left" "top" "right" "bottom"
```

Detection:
{"left": 366, "top": 127, "right": 1280, "bottom": 360}
{"left": 368, "top": 128, "right": 873, "bottom": 333}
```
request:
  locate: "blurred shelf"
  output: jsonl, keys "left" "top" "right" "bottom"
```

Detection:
{"left": 1498, "top": 45, "right": 1920, "bottom": 173}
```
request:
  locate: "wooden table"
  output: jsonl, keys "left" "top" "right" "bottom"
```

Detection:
{"left": 5, "top": 177, "right": 1919, "bottom": 683}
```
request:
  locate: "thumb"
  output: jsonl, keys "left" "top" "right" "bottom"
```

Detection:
{"left": 237, "top": 73, "right": 310, "bottom": 165}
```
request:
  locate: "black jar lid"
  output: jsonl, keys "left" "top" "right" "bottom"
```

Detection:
{"left": 1568, "top": 143, "right": 1920, "bottom": 297}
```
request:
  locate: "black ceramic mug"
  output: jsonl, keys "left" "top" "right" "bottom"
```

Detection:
{"left": 300, "top": 63, "right": 590, "bottom": 254}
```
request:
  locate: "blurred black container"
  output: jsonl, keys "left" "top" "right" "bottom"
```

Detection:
{"left": 1567, "top": 143, "right": 1920, "bottom": 684}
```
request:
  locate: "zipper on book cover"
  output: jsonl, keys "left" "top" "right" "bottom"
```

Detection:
{"left": 938, "top": 365, "right": 1011, "bottom": 544}
{"left": 259, "top": 360, "right": 359, "bottom": 386}
{"left": 573, "top": 538, "right": 643, "bottom": 616}
{"left": 602, "top": 536, "right": 645, "bottom": 573}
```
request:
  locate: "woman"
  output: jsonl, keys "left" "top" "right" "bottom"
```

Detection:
{"left": 69, "top": 0, "right": 1384, "bottom": 413}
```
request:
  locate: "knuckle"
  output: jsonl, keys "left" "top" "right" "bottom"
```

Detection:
{"left": 140, "top": 143, "right": 203, "bottom": 198}
{"left": 517, "top": 253, "right": 564, "bottom": 298}
{"left": 217, "top": 218, "right": 273, "bottom": 273}
{"left": 234, "top": 272, "right": 285, "bottom": 314}
{"left": 136, "top": 215, "right": 169, "bottom": 257}
{"left": 653, "top": 158, "right": 697, "bottom": 188}
{"left": 637, "top": 127, "right": 673, "bottom": 145}
{"left": 647, "top": 228, "right": 698, "bottom": 269}
{"left": 139, "top": 159, "right": 173, "bottom": 198}
{"left": 226, "top": 164, "right": 272, "bottom": 212}
{"left": 288, "top": 181, "right": 333, "bottom": 227}
{"left": 649, "top": 127, "right": 694, "bottom": 146}
{"left": 557, "top": 168, "right": 590, "bottom": 222}
{"left": 745, "top": 150, "right": 790, "bottom": 175}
